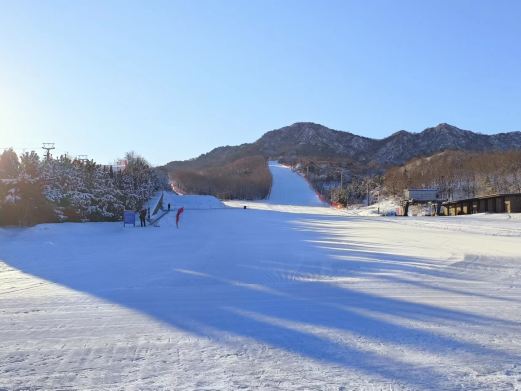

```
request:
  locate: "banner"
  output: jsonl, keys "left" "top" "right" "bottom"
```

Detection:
{"left": 123, "top": 210, "right": 136, "bottom": 227}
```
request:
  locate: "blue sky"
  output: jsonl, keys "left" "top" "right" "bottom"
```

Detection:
{"left": 1, "top": 0, "right": 520, "bottom": 165}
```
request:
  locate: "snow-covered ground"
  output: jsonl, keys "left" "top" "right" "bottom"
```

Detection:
{"left": 344, "top": 199, "right": 400, "bottom": 217}
{"left": 267, "top": 161, "right": 327, "bottom": 207}
{"left": 146, "top": 193, "right": 225, "bottom": 214}
{"left": 1, "top": 164, "right": 520, "bottom": 390}
{"left": 163, "top": 194, "right": 225, "bottom": 210}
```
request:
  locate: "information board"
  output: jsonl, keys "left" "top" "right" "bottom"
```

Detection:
{"left": 123, "top": 210, "right": 135, "bottom": 227}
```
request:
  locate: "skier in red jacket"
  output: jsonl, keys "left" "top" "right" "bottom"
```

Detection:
{"left": 176, "top": 207, "right": 184, "bottom": 228}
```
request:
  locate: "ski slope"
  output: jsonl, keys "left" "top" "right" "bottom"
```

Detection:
{"left": 1, "top": 193, "right": 521, "bottom": 389}
{"left": 267, "top": 161, "right": 327, "bottom": 206}
{"left": 159, "top": 194, "right": 225, "bottom": 210}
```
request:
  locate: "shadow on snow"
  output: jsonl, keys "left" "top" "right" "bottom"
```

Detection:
{"left": 1, "top": 208, "right": 519, "bottom": 390}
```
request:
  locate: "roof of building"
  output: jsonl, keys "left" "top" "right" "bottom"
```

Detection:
{"left": 443, "top": 193, "right": 521, "bottom": 205}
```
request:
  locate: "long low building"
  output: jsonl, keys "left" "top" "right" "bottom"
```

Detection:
{"left": 443, "top": 193, "right": 521, "bottom": 215}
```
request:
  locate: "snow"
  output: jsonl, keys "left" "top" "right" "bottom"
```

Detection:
{"left": 267, "top": 161, "right": 327, "bottom": 206}
{"left": 144, "top": 192, "right": 164, "bottom": 216}
{"left": 0, "top": 164, "right": 520, "bottom": 390}
{"left": 166, "top": 194, "right": 225, "bottom": 210}
{"left": 345, "top": 199, "right": 400, "bottom": 216}
{"left": 144, "top": 193, "right": 224, "bottom": 218}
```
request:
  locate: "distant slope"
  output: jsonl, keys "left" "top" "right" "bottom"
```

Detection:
{"left": 267, "top": 162, "right": 326, "bottom": 207}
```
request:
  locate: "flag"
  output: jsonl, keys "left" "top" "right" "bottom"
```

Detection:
{"left": 176, "top": 207, "right": 184, "bottom": 228}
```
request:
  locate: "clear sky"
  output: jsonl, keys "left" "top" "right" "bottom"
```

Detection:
{"left": 1, "top": 0, "right": 520, "bottom": 165}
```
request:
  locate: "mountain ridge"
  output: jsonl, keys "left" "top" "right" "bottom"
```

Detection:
{"left": 165, "top": 122, "right": 521, "bottom": 171}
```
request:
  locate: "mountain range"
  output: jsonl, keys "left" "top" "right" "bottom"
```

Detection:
{"left": 165, "top": 122, "right": 521, "bottom": 172}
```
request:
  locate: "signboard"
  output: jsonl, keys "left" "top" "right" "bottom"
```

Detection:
{"left": 123, "top": 210, "right": 136, "bottom": 227}
{"left": 404, "top": 189, "right": 438, "bottom": 202}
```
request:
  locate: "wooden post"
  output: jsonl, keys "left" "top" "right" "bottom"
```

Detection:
{"left": 403, "top": 201, "right": 409, "bottom": 216}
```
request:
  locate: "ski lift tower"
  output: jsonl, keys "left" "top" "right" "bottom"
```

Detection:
{"left": 42, "top": 143, "right": 56, "bottom": 160}
{"left": 77, "top": 155, "right": 89, "bottom": 163}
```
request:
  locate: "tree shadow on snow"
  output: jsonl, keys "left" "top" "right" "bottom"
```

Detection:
{"left": 1, "top": 209, "right": 520, "bottom": 390}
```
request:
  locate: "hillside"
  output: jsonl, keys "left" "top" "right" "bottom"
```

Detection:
{"left": 167, "top": 122, "right": 521, "bottom": 168}
{"left": 164, "top": 122, "right": 521, "bottom": 200}
{"left": 384, "top": 150, "right": 521, "bottom": 201}
{"left": 170, "top": 155, "right": 271, "bottom": 200}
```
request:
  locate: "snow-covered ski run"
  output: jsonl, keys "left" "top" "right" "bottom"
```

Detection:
{"left": 266, "top": 161, "right": 327, "bottom": 207}
{"left": 0, "top": 162, "right": 520, "bottom": 390}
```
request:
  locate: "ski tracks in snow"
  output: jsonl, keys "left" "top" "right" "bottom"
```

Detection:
{"left": 0, "top": 169, "right": 521, "bottom": 389}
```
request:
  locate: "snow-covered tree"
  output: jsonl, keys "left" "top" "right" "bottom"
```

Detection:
{"left": 1, "top": 149, "right": 167, "bottom": 226}
{"left": 0, "top": 149, "right": 20, "bottom": 178}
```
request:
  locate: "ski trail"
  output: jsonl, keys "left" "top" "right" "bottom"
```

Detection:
{"left": 267, "top": 161, "right": 327, "bottom": 207}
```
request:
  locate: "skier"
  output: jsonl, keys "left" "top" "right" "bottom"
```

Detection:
{"left": 168, "top": 203, "right": 171, "bottom": 211}
{"left": 176, "top": 207, "right": 184, "bottom": 228}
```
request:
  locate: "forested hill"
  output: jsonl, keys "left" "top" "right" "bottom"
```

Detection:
{"left": 164, "top": 122, "right": 521, "bottom": 200}
{"left": 384, "top": 150, "right": 521, "bottom": 201}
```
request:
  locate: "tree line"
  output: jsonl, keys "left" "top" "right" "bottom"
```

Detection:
{"left": 0, "top": 149, "right": 169, "bottom": 226}
{"left": 278, "top": 157, "right": 383, "bottom": 207}
{"left": 383, "top": 150, "right": 521, "bottom": 200}
{"left": 286, "top": 150, "right": 521, "bottom": 207}
{"left": 170, "top": 155, "right": 271, "bottom": 200}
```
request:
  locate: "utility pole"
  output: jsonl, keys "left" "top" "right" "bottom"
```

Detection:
{"left": 367, "top": 181, "right": 370, "bottom": 206}
{"left": 42, "top": 143, "right": 55, "bottom": 160}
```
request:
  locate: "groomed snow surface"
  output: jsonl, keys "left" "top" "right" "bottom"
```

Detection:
{"left": 267, "top": 161, "right": 327, "bottom": 207}
{"left": 1, "top": 163, "right": 521, "bottom": 390}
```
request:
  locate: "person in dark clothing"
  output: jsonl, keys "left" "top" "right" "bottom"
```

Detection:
{"left": 139, "top": 208, "right": 147, "bottom": 227}
{"left": 168, "top": 203, "right": 171, "bottom": 211}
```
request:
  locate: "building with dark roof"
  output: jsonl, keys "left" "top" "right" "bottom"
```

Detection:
{"left": 442, "top": 193, "right": 521, "bottom": 215}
